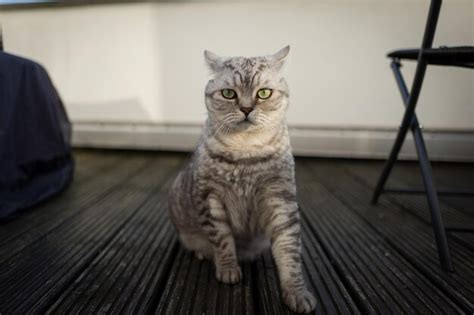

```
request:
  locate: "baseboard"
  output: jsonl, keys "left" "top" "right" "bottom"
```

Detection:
{"left": 72, "top": 122, "right": 474, "bottom": 162}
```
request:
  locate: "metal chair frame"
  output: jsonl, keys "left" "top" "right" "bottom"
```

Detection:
{"left": 371, "top": 0, "right": 473, "bottom": 272}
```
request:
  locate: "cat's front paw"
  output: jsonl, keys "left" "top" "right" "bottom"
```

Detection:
{"left": 282, "top": 288, "right": 317, "bottom": 313}
{"left": 215, "top": 265, "right": 242, "bottom": 284}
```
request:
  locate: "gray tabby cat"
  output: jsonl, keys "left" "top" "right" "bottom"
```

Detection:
{"left": 168, "top": 46, "right": 316, "bottom": 313}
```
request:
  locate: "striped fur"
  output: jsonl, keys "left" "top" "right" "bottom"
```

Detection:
{"left": 168, "top": 46, "right": 316, "bottom": 313}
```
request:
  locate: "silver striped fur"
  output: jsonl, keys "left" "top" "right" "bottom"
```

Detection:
{"left": 168, "top": 46, "right": 316, "bottom": 313}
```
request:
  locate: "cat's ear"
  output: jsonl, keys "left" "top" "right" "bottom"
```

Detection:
{"left": 204, "top": 50, "right": 224, "bottom": 72}
{"left": 269, "top": 45, "right": 290, "bottom": 71}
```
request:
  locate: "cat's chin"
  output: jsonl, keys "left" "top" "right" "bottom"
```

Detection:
{"left": 234, "top": 120, "right": 255, "bottom": 130}
{"left": 232, "top": 119, "right": 275, "bottom": 135}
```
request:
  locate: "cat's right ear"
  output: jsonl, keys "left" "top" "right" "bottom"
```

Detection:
{"left": 269, "top": 45, "right": 290, "bottom": 71}
{"left": 204, "top": 50, "right": 224, "bottom": 72}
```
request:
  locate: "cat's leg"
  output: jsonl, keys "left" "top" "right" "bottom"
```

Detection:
{"left": 200, "top": 193, "right": 242, "bottom": 284}
{"left": 263, "top": 195, "right": 316, "bottom": 313}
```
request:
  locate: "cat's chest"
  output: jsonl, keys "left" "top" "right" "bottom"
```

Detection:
{"left": 208, "top": 162, "right": 265, "bottom": 194}
{"left": 222, "top": 166, "right": 276, "bottom": 234}
{"left": 222, "top": 166, "right": 253, "bottom": 190}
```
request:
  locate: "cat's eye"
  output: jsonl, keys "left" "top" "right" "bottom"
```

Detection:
{"left": 257, "top": 89, "right": 272, "bottom": 99}
{"left": 221, "top": 89, "right": 236, "bottom": 99}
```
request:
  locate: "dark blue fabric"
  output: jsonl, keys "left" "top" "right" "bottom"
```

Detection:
{"left": 0, "top": 52, "right": 74, "bottom": 219}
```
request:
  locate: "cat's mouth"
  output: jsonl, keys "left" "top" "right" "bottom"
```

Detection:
{"left": 238, "top": 118, "right": 254, "bottom": 126}
{"left": 232, "top": 114, "right": 258, "bottom": 129}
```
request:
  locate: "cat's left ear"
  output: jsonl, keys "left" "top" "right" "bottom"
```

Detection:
{"left": 269, "top": 45, "right": 290, "bottom": 71}
{"left": 204, "top": 50, "right": 224, "bottom": 72}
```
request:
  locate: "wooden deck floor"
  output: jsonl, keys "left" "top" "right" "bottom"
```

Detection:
{"left": 0, "top": 150, "right": 473, "bottom": 314}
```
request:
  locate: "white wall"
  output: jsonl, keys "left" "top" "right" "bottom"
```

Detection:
{"left": 1, "top": 3, "right": 163, "bottom": 122}
{"left": 1, "top": 1, "right": 473, "bottom": 158}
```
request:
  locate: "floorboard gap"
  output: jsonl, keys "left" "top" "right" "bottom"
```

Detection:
{"left": 310, "top": 170, "right": 473, "bottom": 313}
{"left": 299, "top": 209, "right": 368, "bottom": 314}
{"left": 146, "top": 241, "right": 181, "bottom": 313}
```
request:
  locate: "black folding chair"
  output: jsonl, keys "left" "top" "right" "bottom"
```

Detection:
{"left": 371, "top": 0, "right": 474, "bottom": 271}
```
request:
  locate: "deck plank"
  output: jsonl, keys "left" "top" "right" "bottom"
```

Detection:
{"left": 0, "top": 150, "right": 472, "bottom": 314}
{"left": 0, "top": 153, "right": 150, "bottom": 264}
{"left": 434, "top": 163, "right": 474, "bottom": 214}
{"left": 0, "top": 154, "right": 183, "bottom": 313}
{"left": 155, "top": 248, "right": 255, "bottom": 315}
{"left": 302, "top": 159, "right": 473, "bottom": 312}
{"left": 296, "top": 161, "right": 465, "bottom": 314}
{"left": 47, "top": 184, "right": 179, "bottom": 314}
{"left": 342, "top": 160, "right": 474, "bottom": 249}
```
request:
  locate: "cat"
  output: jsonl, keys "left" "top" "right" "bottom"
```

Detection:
{"left": 168, "top": 46, "right": 316, "bottom": 313}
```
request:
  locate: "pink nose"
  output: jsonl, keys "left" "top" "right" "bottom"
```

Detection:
{"left": 240, "top": 107, "right": 253, "bottom": 116}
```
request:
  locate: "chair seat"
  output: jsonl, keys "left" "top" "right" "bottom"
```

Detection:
{"left": 387, "top": 46, "right": 474, "bottom": 68}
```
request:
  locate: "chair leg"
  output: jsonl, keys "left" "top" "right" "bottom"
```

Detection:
{"left": 412, "top": 124, "right": 454, "bottom": 271}
{"left": 376, "top": 59, "right": 454, "bottom": 271}
{"left": 372, "top": 59, "right": 428, "bottom": 205}
{"left": 371, "top": 123, "right": 410, "bottom": 204}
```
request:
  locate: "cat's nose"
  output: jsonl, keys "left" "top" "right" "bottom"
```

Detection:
{"left": 240, "top": 107, "right": 253, "bottom": 117}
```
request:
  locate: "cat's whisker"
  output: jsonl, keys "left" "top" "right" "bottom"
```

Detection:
{"left": 257, "top": 114, "right": 279, "bottom": 135}
{"left": 212, "top": 114, "right": 237, "bottom": 138}
{"left": 212, "top": 123, "right": 225, "bottom": 138}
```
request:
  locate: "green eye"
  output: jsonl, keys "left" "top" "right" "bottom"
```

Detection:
{"left": 221, "top": 89, "right": 236, "bottom": 99}
{"left": 257, "top": 89, "right": 272, "bottom": 99}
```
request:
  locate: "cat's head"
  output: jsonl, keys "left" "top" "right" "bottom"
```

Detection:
{"left": 204, "top": 46, "right": 290, "bottom": 134}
